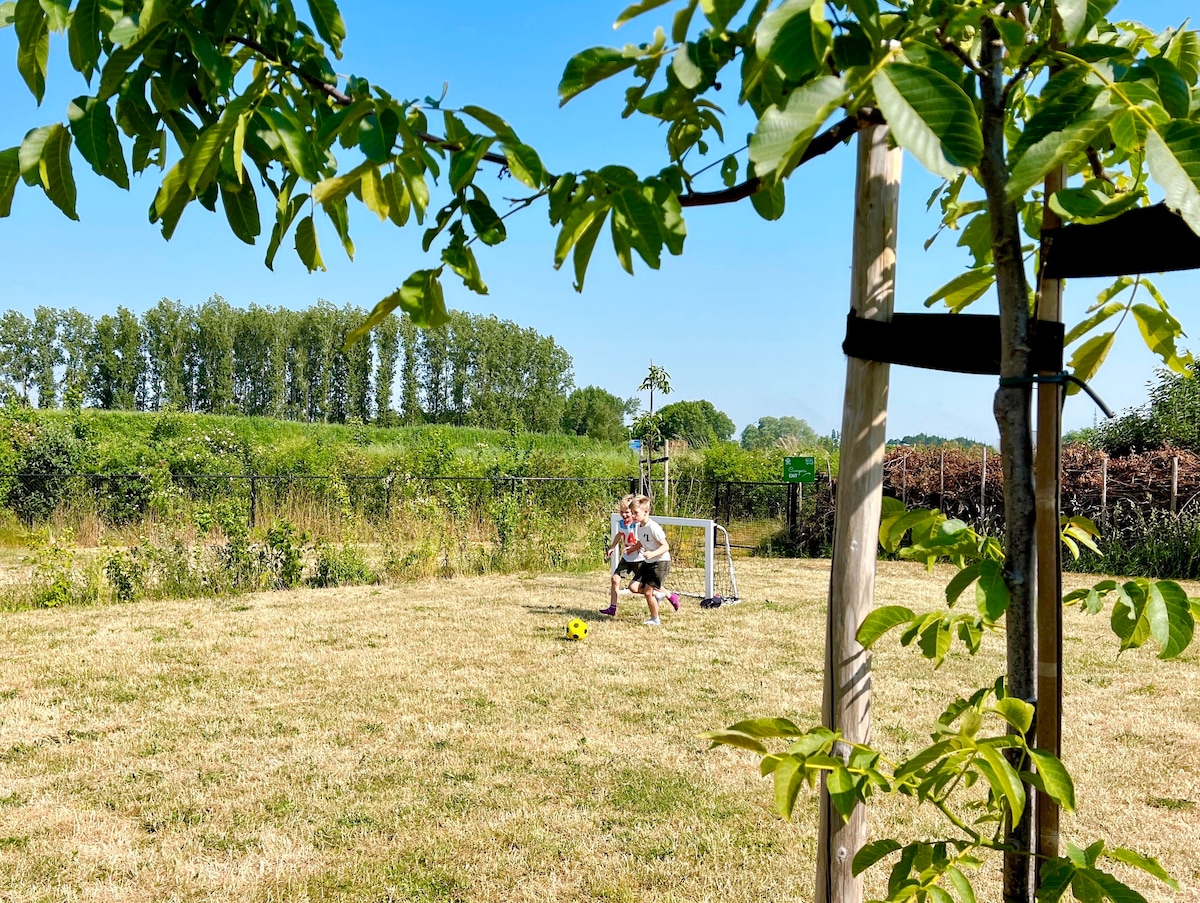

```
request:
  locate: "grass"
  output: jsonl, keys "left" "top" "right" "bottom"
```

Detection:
{"left": 0, "top": 559, "right": 1196, "bottom": 902}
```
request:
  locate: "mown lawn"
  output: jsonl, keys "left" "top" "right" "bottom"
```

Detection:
{"left": 0, "top": 559, "right": 1196, "bottom": 902}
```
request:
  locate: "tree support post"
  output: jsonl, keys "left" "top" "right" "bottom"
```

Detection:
{"left": 1035, "top": 164, "right": 1067, "bottom": 878}
{"left": 817, "top": 123, "right": 901, "bottom": 903}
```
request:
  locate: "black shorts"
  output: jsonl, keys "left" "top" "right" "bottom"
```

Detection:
{"left": 614, "top": 559, "right": 640, "bottom": 579}
{"left": 633, "top": 559, "right": 670, "bottom": 590}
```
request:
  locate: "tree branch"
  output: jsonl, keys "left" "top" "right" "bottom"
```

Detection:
{"left": 678, "top": 107, "right": 884, "bottom": 208}
{"left": 224, "top": 34, "right": 511, "bottom": 167}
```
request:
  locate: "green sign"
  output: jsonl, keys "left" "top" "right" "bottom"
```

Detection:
{"left": 784, "top": 456, "right": 816, "bottom": 483}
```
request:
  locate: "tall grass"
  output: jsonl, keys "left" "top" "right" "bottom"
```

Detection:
{"left": 1072, "top": 503, "right": 1200, "bottom": 579}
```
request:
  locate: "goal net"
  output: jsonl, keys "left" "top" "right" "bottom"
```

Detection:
{"left": 610, "top": 514, "right": 739, "bottom": 606}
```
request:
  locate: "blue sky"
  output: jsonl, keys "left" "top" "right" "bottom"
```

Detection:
{"left": 1, "top": 0, "right": 1197, "bottom": 442}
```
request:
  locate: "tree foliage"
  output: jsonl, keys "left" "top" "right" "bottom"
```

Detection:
{"left": 0, "top": 300, "right": 575, "bottom": 431}
{"left": 1095, "top": 363, "right": 1200, "bottom": 456}
{"left": 561, "top": 385, "right": 636, "bottom": 443}
{"left": 741, "top": 414, "right": 818, "bottom": 450}
{"left": 657, "top": 398, "right": 734, "bottom": 446}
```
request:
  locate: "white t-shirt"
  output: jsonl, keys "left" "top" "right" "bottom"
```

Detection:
{"left": 618, "top": 517, "right": 643, "bottom": 562}
{"left": 635, "top": 519, "right": 671, "bottom": 562}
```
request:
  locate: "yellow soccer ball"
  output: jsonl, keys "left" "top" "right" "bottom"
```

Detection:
{"left": 566, "top": 618, "right": 589, "bottom": 641}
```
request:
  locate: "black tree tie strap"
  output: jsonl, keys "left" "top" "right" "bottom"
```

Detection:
{"left": 997, "top": 372, "right": 1113, "bottom": 418}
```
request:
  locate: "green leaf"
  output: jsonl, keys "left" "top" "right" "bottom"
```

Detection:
{"left": 1036, "top": 858, "right": 1076, "bottom": 903}
{"left": 149, "top": 158, "right": 191, "bottom": 239}
{"left": 918, "top": 618, "right": 953, "bottom": 665}
{"left": 945, "top": 564, "right": 981, "bottom": 608}
{"left": 772, "top": 756, "right": 806, "bottom": 819}
{"left": 358, "top": 109, "right": 399, "bottom": 163}
{"left": 20, "top": 122, "right": 78, "bottom": 219}
{"left": 14, "top": 0, "right": 48, "bottom": 103}
{"left": 571, "top": 203, "right": 608, "bottom": 292}
{"left": 67, "top": 0, "right": 101, "bottom": 81}
{"left": 396, "top": 156, "right": 429, "bottom": 224}
{"left": 749, "top": 75, "right": 846, "bottom": 182}
{"left": 873, "top": 62, "right": 982, "bottom": 181}
{"left": 1144, "top": 121, "right": 1200, "bottom": 235}
{"left": 559, "top": 47, "right": 638, "bottom": 106}
{"left": 36, "top": 0, "right": 66, "bottom": 30}
{"left": 672, "top": 0, "right": 698, "bottom": 43}
{"left": 1151, "top": 580, "right": 1194, "bottom": 659}
{"left": 1007, "top": 91, "right": 1120, "bottom": 201}
{"left": 219, "top": 177, "right": 260, "bottom": 244}
{"left": 555, "top": 199, "right": 609, "bottom": 270}
{"left": 261, "top": 106, "right": 320, "bottom": 183}
{"left": 976, "top": 744, "right": 1025, "bottom": 828}
{"left": 294, "top": 214, "right": 326, "bottom": 272}
{"left": 1067, "top": 331, "right": 1116, "bottom": 395}
{"left": 857, "top": 605, "right": 915, "bottom": 648}
{"left": 699, "top": 0, "right": 744, "bottom": 32}
{"left": 975, "top": 560, "right": 1010, "bottom": 620}
{"left": 344, "top": 270, "right": 449, "bottom": 348}
{"left": 1056, "top": 0, "right": 1089, "bottom": 43}
{"left": 306, "top": 0, "right": 346, "bottom": 56}
{"left": 826, "top": 763, "right": 860, "bottom": 820}
{"left": 1027, "top": 748, "right": 1075, "bottom": 811}
{"left": 727, "top": 717, "right": 804, "bottom": 739}
{"left": 66, "top": 95, "right": 129, "bottom": 189}
{"left": 946, "top": 866, "right": 977, "bottom": 903}
{"left": 698, "top": 728, "right": 768, "bottom": 754}
{"left": 1063, "top": 302, "right": 1123, "bottom": 346}
{"left": 612, "top": 188, "right": 663, "bottom": 268}
{"left": 379, "top": 170, "right": 411, "bottom": 227}
{"left": 923, "top": 265, "right": 995, "bottom": 312}
{"left": 449, "top": 135, "right": 495, "bottom": 195}
{"left": 672, "top": 44, "right": 703, "bottom": 90}
{"left": 1105, "top": 849, "right": 1178, "bottom": 889}
{"left": 500, "top": 142, "right": 545, "bottom": 190}
{"left": 749, "top": 178, "right": 785, "bottom": 220}
{"left": 0, "top": 1, "right": 14, "bottom": 26}
{"left": 852, "top": 838, "right": 901, "bottom": 876}
{"left": 0, "top": 146, "right": 19, "bottom": 216}
{"left": 465, "top": 197, "right": 505, "bottom": 246}
{"left": 1130, "top": 303, "right": 1194, "bottom": 375}
{"left": 183, "top": 95, "right": 254, "bottom": 193}
{"left": 442, "top": 240, "right": 487, "bottom": 295}
{"left": 461, "top": 105, "right": 518, "bottom": 143}
{"left": 990, "top": 697, "right": 1033, "bottom": 734}
{"left": 614, "top": 0, "right": 673, "bottom": 28}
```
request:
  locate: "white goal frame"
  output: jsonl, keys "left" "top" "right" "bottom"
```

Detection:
{"left": 610, "top": 514, "right": 739, "bottom": 603}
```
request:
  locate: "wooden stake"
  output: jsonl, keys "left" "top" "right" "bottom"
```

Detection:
{"left": 817, "top": 123, "right": 901, "bottom": 903}
{"left": 1034, "top": 163, "right": 1066, "bottom": 877}
{"left": 1101, "top": 455, "right": 1108, "bottom": 523}
{"left": 1171, "top": 455, "right": 1179, "bottom": 515}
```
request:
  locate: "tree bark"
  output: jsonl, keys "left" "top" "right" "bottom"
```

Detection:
{"left": 977, "top": 19, "right": 1037, "bottom": 903}
{"left": 817, "top": 123, "right": 901, "bottom": 903}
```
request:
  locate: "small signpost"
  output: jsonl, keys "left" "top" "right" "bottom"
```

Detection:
{"left": 784, "top": 456, "right": 816, "bottom": 483}
{"left": 629, "top": 439, "right": 642, "bottom": 451}
{"left": 783, "top": 456, "right": 816, "bottom": 539}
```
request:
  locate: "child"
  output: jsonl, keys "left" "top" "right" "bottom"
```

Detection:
{"left": 627, "top": 494, "right": 674, "bottom": 626}
{"left": 601, "top": 495, "right": 640, "bottom": 617}
{"left": 601, "top": 494, "right": 677, "bottom": 618}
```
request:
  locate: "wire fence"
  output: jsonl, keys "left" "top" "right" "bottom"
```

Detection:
{"left": 7, "top": 446, "right": 1199, "bottom": 556}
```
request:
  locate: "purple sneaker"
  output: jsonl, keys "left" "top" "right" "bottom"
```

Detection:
{"left": 599, "top": 605, "right": 618, "bottom": 617}
{"left": 668, "top": 593, "right": 679, "bottom": 612}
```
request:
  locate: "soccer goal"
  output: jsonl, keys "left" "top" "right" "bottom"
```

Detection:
{"left": 610, "top": 514, "right": 739, "bottom": 606}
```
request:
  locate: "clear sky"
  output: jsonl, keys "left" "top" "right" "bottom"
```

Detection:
{"left": 1, "top": 1, "right": 1196, "bottom": 442}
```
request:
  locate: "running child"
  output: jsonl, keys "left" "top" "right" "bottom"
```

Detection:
{"left": 627, "top": 494, "right": 674, "bottom": 626}
{"left": 601, "top": 494, "right": 677, "bottom": 618}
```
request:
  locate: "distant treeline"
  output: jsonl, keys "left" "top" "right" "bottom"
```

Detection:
{"left": 0, "top": 299, "right": 573, "bottom": 431}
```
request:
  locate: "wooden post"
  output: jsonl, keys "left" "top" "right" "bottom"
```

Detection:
{"left": 940, "top": 448, "right": 945, "bottom": 509}
{"left": 1171, "top": 455, "right": 1179, "bottom": 515}
{"left": 1034, "top": 162, "right": 1067, "bottom": 878}
{"left": 980, "top": 446, "right": 988, "bottom": 527}
{"left": 664, "top": 440, "right": 670, "bottom": 514}
{"left": 817, "top": 123, "right": 901, "bottom": 903}
{"left": 1100, "top": 455, "right": 1108, "bottom": 523}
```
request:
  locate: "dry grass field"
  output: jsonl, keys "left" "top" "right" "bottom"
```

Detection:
{"left": 0, "top": 559, "right": 1197, "bottom": 903}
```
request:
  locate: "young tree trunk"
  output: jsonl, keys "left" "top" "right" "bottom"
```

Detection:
{"left": 817, "top": 122, "right": 901, "bottom": 903}
{"left": 977, "top": 19, "right": 1037, "bottom": 903}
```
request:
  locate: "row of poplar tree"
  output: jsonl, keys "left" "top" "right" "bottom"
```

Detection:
{"left": 0, "top": 298, "right": 574, "bottom": 431}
